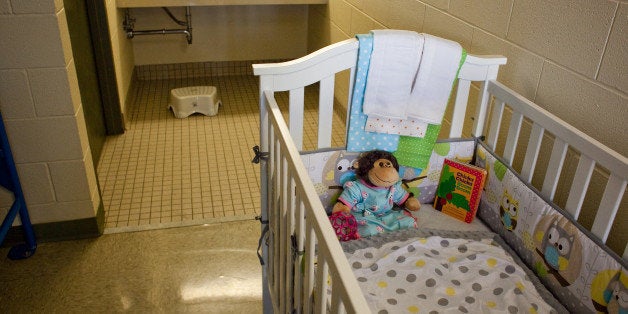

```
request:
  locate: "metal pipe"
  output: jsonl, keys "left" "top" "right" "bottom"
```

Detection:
{"left": 185, "top": 6, "right": 192, "bottom": 44}
{"left": 162, "top": 7, "right": 188, "bottom": 26}
{"left": 127, "top": 29, "right": 191, "bottom": 37}
{"left": 124, "top": 7, "right": 192, "bottom": 44}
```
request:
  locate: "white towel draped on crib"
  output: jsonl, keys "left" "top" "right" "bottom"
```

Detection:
{"left": 363, "top": 31, "right": 462, "bottom": 137}
{"left": 362, "top": 30, "right": 424, "bottom": 120}
{"left": 407, "top": 33, "right": 462, "bottom": 124}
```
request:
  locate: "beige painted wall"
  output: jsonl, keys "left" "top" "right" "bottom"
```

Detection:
{"left": 0, "top": 1, "right": 100, "bottom": 226}
{"left": 108, "top": 5, "right": 310, "bottom": 118}
{"left": 307, "top": 0, "right": 627, "bottom": 255}
{"left": 106, "top": 0, "right": 136, "bottom": 123}
{"left": 125, "top": 5, "right": 309, "bottom": 65}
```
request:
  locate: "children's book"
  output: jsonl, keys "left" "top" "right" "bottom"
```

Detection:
{"left": 434, "top": 158, "right": 487, "bottom": 223}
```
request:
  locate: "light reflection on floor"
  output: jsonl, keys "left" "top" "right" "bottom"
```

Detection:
{"left": 0, "top": 220, "right": 263, "bottom": 313}
{"left": 180, "top": 274, "right": 262, "bottom": 303}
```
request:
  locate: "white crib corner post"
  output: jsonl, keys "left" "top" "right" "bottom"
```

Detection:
{"left": 449, "top": 79, "right": 471, "bottom": 138}
{"left": 258, "top": 77, "right": 272, "bottom": 186}
{"left": 472, "top": 65, "right": 501, "bottom": 138}
{"left": 257, "top": 75, "right": 274, "bottom": 314}
{"left": 257, "top": 79, "right": 272, "bottom": 226}
{"left": 345, "top": 66, "right": 357, "bottom": 133}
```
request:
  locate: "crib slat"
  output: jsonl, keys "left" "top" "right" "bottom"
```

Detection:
{"left": 269, "top": 126, "right": 275, "bottom": 177}
{"left": 286, "top": 176, "right": 296, "bottom": 313}
{"left": 279, "top": 156, "right": 288, "bottom": 314}
{"left": 318, "top": 75, "right": 335, "bottom": 149}
{"left": 304, "top": 221, "right": 315, "bottom": 314}
{"left": 486, "top": 100, "right": 505, "bottom": 150}
{"left": 272, "top": 148, "right": 280, "bottom": 308}
{"left": 293, "top": 198, "right": 305, "bottom": 314}
{"left": 541, "top": 138, "right": 568, "bottom": 200}
{"left": 503, "top": 111, "right": 523, "bottom": 165}
{"left": 564, "top": 155, "right": 595, "bottom": 219}
{"left": 590, "top": 174, "right": 626, "bottom": 242}
{"left": 330, "top": 285, "right": 346, "bottom": 314}
{"left": 450, "top": 79, "right": 471, "bottom": 138}
{"left": 290, "top": 87, "right": 305, "bottom": 150}
{"left": 520, "top": 123, "right": 544, "bottom": 182}
{"left": 315, "top": 257, "right": 329, "bottom": 314}
{"left": 624, "top": 244, "right": 628, "bottom": 261}
{"left": 272, "top": 138, "right": 280, "bottom": 300}
{"left": 472, "top": 81, "right": 492, "bottom": 137}
{"left": 266, "top": 124, "right": 275, "bottom": 293}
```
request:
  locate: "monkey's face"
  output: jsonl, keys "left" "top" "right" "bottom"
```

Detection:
{"left": 367, "top": 158, "right": 400, "bottom": 187}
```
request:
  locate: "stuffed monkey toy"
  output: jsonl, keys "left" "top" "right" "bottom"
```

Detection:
{"left": 330, "top": 150, "right": 420, "bottom": 240}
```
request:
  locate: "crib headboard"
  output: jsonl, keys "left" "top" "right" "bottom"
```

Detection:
{"left": 253, "top": 38, "right": 507, "bottom": 151}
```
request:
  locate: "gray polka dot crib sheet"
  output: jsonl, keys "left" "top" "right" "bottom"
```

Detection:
{"left": 342, "top": 229, "right": 568, "bottom": 313}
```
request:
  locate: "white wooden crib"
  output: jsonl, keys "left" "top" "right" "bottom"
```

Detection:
{"left": 253, "top": 37, "right": 627, "bottom": 313}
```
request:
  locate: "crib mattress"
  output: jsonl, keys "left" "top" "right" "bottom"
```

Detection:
{"left": 341, "top": 226, "right": 567, "bottom": 313}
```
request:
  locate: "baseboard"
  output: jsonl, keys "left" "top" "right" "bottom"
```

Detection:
{"left": 1, "top": 202, "right": 105, "bottom": 247}
{"left": 134, "top": 59, "right": 287, "bottom": 81}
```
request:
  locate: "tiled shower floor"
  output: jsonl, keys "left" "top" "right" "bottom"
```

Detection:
{"left": 97, "top": 74, "right": 346, "bottom": 233}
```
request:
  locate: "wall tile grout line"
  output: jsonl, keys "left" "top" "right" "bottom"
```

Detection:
{"left": 97, "top": 69, "right": 346, "bottom": 232}
{"left": 98, "top": 68, "right": 344, "bottom": 233}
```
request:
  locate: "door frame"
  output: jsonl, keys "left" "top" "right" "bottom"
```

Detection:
{"left": 86, "top": 0, "right": 125, "bottom": 135}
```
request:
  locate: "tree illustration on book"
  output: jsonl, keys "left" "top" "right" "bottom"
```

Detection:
{"left": 434, "top": 159, "right": 486, "bottom": 223}
{"left": 435, "top": 165, "right": 470, "bottom": 211}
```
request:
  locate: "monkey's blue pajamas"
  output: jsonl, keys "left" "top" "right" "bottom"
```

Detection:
{"left": 338, "top": 179, "right": 418, "bottom": 237}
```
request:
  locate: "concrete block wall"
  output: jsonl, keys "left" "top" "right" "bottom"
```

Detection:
{"left": 309, "top": 0, "right": 627, "bottom": 155}
{"left": 0, "top": 1, "right": 101, "bottom": 233}
{"left": 307, "top": 0, "right": 627, "bottom": 255}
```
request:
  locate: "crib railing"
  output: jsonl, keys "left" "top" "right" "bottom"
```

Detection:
{"left": 483, "top": 80, "right": 628, "bottom": 259}
{"left": 260, "top": 89, "right": 370, "bottom": 313}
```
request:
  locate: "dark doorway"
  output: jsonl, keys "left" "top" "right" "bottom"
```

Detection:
{"left": 64, "top": 0, "right": 124, "bottom": 167}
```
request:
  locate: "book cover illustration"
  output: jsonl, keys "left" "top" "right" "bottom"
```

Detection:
{"left": 434, "top": 158, "right": 487, "bottom": 223}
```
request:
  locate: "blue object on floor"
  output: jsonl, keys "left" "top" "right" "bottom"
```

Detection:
{"left": 0, "top": 111, "right": 36, "bottom": 259}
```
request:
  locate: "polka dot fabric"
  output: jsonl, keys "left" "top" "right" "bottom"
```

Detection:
{"left": 346, "top": 34, "right": 400, "bottom": 153}
{"left": 364, "top": 116, "right": 428, "bottom": 137}
{"left": 393, "top": 124, "right": 441, "bottom": 169}
{"left": 346, "top": 236, "right": 556, "bottom": 313}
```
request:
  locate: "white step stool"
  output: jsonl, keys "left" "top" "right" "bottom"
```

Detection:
{"left": 168, "top": 86, "right": 221, "bottom": 118}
